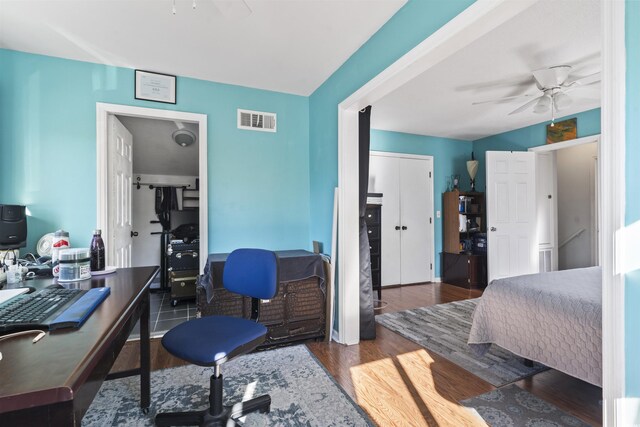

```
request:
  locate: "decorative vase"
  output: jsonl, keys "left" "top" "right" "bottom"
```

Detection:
{"left": 467, "top": 160, "right": 479, "bottom": 191}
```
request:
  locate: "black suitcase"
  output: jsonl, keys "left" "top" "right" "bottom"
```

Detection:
{"left": 167, "top": 241, "right": 199, "bottom": 271}
{"left": 169, "top": 270, "right": 198, "bottom": 306}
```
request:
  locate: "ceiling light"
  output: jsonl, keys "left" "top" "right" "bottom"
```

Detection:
{"left": 533, "top": 94, "right": 551, "bottom": 114}
{"left": 172, "top": 129, "right": 196, "bottom": 147}
{"left": 553, "top": 91, "right": 572, "bottom": 110}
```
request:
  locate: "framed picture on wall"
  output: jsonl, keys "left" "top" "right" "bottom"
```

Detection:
{"left": 546, "top": 117, "right": 577, "bottom": 144}
{"left": 134, "top": 70, "right": 176, "bottom": 104}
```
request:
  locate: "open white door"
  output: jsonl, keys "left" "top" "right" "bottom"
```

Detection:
{"left": 108, "top": 115, "right": 133, "bottom": 268}
{"left": 486, "top": 151, "right": 538, "bottom": 283}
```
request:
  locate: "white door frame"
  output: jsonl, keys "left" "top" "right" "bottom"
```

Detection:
{"left": 529, "top": 134, "right": 601, "bottom": 271}
{"left": 370, "top": 151, "right": 435, "bottom": 284}
{"left": 96, "top": 103, "right": 209, "bottom": 273}
{"left": 336, "top": 1, "right": 625, "bottom": 425}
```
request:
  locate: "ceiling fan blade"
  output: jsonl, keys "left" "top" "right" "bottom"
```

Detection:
{"left": 563, "top": 79, "right": 601, "bottom": 94}
{"left": 472, "top": 94, "right": 537, "bottom": 106}
{"left": 212, "top": 0, "right": 252, "bottom": 19}
{"left": 508, "top": 96, "right": 544, "bottom": 115}
{"left": 564, "top": 72, "right": 601, "bottom": 88}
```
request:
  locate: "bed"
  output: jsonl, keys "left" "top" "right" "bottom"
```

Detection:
{"left": 468, "top": 266, "right": 602, "bottom": 386}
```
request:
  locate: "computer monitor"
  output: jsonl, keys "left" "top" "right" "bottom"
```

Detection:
{"left": 0, "top": 205, "right": 27, "bottom": 250}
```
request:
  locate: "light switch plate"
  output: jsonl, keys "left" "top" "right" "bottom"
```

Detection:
{"left": 436, "top": 210, "right": 441, "bottom": 218}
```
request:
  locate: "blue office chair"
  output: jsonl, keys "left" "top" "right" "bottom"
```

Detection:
{"left": 155, "top": 248, "right": 278, "bottom": 427}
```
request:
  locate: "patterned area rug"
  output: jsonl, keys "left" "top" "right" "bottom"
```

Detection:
{"left": 462, "top": 384, "right": 591, "bottom": 426}
{"left": 376, "top": 299, "right": 547, "bottom": 387}
{"left": 83, "top": 345, "right": 373, "bottom": 426}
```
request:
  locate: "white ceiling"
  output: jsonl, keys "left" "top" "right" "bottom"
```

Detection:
{"left": 0, "top": 0, "right": 406, "bottom": 96}
{"left": 117, "top": 115, "right": 199, "bottom": 176}
{"left": 371, "top": 0, "right": 601, "bottom": 141}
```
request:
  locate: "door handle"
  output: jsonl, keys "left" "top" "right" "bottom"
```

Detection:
{"left": 490, "top": 227, "right": 497, "bottom": 232}
{"left": 395, "top": 226, "right": 401, "bottom": 230}
{"left": 401, "top": 226, "right": 407, "bottom": 230}
{"left": 131, "top": 231, "right": 139, "bottom": 237}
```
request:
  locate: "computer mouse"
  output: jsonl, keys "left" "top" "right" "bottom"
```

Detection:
{"left": 45, "top": 284, "right": 64, "bottom": 290}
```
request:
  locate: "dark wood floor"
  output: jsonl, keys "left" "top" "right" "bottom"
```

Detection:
{"left": 113, "top": 282, "right": 602, "bottom": 426}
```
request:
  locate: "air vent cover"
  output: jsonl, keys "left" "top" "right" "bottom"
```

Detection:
{"left": 237, "top": 109, "right": 277, "bottom": 132}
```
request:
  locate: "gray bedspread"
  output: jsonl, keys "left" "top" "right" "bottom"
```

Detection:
{"left": 468, "top": 266, "right": 602, "bottom": 386}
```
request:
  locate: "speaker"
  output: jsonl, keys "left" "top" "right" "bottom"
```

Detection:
{"left": 0, "top": 205, "right": 27, "bottom": 250}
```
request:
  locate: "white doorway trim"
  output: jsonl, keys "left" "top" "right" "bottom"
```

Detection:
{"left": 337, "top": 1, "right": 625, "bottom": 426}
{"left": 369, "top": 150, "right": 435, "bottom": 284}
{"left": 96, "top": 102, "right": 209, "bottom": 272}
{"left": 601, "top": 0, "right": 626, "bottom": 425}
{"left": 337, "top": 0, "right": 538, "bottom": 347}
{"left": 529, "top": 134, "right": 601, "bottom": 272}
{"left": 528, "top": 134, "right": 601, "bottom": 153}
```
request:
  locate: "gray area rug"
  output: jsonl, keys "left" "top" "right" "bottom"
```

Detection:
{"left": 83, "top": 345, "right": 373, "bottom": 426}
{"left": 376, "top": 298, "right": 547, "bottom": 387}
{"left": 462, "top": 384, "right": 591, "bottom": 426}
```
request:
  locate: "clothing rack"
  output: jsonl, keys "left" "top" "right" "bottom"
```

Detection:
{"left": 132, "top": 182, "right": 191, "bottom": 190}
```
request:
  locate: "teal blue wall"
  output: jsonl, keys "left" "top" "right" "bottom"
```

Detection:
{"left": 472, "top": 108, "right": 601, "bottom": 192}
{"left": 0, "top": 49, "right": 311, "bottom": 253}
{"left": 308, "top": 0, "right": 475, "bottom": 254}
{"left": 370, "top": 129, "right": 472, "bottom": 277}
{"left": 625, "top": 0, "right": 640, "bottom": 397}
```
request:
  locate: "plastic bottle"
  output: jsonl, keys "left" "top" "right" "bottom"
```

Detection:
{"left": 7, "top": 260, "right": 21, "bottom": 284}
{"left": 90, "top": 229, "right": 105, "bottom": 271}
{"left": 51, "top": 230, "right": 70, "bottom": 277}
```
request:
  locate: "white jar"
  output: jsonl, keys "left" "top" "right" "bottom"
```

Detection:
{"left": 58, "top": 248, "right": 91, "bottom": 282}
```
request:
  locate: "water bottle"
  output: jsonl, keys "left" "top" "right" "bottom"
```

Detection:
{"left": 90, "top": 229, "right": 105, "bottom": 271}
{"left": 52, "top": 230, "right": 70, "bottom": 277}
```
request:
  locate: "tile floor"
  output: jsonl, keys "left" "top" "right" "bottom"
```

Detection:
{"left": 129, "top": 285, "right": 194, "bottom": 340}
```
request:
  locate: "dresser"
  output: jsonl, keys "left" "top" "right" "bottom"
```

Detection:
{"left": 365, "top": 203, "right": 382, "bottom": 300}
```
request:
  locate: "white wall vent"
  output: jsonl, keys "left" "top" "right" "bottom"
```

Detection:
{"left": 237, "top": 109, "right": 277, "bottom": 132}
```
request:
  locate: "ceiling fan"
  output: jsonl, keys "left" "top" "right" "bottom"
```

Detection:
{"left": 473, "top": 65, "right": 600, "bottom": 126}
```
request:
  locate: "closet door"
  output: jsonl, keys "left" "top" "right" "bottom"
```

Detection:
{"left": 369, "top": 155, "right": 401, "bottom": 286}
{"left": 399, "top": 158, "right": 432, "bottom": 284}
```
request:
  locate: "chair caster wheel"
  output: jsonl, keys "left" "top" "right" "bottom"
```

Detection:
{"left": 171, "top": 300, "right": 178, "bottom": 307}
{"left": 142, "top": 407, "right": 149, "bottom": 415}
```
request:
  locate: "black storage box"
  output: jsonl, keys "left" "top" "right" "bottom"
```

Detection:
{"left": 169, "top": 270, "right": 198, "bottom": 306}
{"left": 167, "top": 241, "right": 199, "bottom": 272}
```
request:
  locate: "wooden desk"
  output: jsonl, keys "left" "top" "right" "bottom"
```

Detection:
{"left": 0, "top": 266, "right": 158, "bottom": 426}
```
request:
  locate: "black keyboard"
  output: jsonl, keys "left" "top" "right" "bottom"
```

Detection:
{"left": 0, "top": 288, "right": 86, "bottom": 333}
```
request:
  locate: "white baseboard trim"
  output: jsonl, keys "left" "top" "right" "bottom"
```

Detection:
{"left": 433, "top": 277, "right": 442, "bottom": 283}
{"left": 616, "top": 398, "right": 640, "bottom": 426}
{"left": 331, "top": 328, "right": 341, "bottom": 344}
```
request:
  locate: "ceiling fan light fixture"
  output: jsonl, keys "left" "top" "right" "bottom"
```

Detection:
{"left": 533, "top": 94, "right": 551, "bottom": 114}
{"left": 554, "top": 91, "right": 572, "bottom": 110}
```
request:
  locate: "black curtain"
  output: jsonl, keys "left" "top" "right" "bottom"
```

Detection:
{"left": 359, "top": 106, "right": 376, "bottom": 340}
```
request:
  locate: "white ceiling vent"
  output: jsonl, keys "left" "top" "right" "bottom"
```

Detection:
{"left": 237, "top": 109, "right": 277, "bottom": 133}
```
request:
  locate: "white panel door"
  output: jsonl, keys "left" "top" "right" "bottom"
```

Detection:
{"left": 108, "top": 115, "right": 133, "bottom": 268}
{"left": 535, "top": 152, "right": 558, "bottom": 271}
{"left": 399, "top": 157, "right": 432, "bottom": 284}
{"left": 486, "top": 151, "right": 538, "bottom": 282}
{"left": 369, "top": 155, "right": 401, "bottom": 286}
{"left": 131, "top": 188, "right": 161, "bottom": 267}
